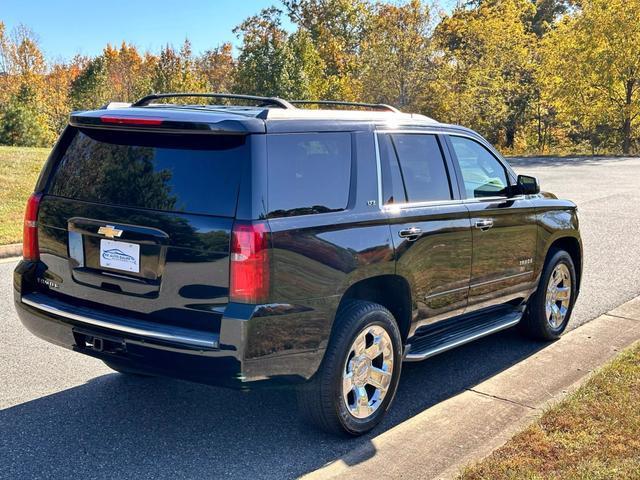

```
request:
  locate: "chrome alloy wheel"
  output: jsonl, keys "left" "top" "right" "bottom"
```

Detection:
{"left": 342, "top": 325, "right": 394, "bottom": 419}
{"left": 545, "top": 263, "right": 572, "bottom": 329}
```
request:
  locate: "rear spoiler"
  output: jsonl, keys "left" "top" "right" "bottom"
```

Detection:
{"left": 69, "top": 108, "right": 265, "bottom": 135}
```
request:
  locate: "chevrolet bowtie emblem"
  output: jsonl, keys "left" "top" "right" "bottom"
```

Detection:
{"left": 97, "top": 225, "right": 123, "bottom": 238}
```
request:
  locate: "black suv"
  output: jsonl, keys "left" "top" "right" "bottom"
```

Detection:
{"left": 14, "top": 93, "right": 581, "bottom": 435}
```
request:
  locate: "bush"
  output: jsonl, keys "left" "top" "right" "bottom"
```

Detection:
{"left": 0, "top": 99, "right": 54, "bottom": 147}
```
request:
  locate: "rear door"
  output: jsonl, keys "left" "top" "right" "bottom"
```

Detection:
{"left": 445, "top": 134, "right": 538, "bottom": 312}
{"left": 379, "top": 132, "right": 472, "bottom": 333}
{"left": 35, "top": 127, "right": 249, "bottom": 332}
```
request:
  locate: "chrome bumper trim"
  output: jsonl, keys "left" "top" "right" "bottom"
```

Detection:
{"left": 21, "top": 292, "right": 219, "bottom": 350}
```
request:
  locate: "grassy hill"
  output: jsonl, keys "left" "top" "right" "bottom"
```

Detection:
{"left": 0, "top": 146, "right": 49, "bottom": 245}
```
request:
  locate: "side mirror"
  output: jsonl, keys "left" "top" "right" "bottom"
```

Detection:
{"left": 516, "top": 174, "right": 540, "bottom": 195}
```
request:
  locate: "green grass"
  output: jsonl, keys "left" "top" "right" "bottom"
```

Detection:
{"left": 459, "top": 343, "right": 640, "bottom": 479}
{"left": 0, "top": 146, "right": 50, "bottom": 245}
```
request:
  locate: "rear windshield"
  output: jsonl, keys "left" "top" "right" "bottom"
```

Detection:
{"left": 47, "top": 128, "right": 247, "bottom": 217}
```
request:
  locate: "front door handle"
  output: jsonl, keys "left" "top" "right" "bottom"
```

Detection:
{"left": 399, "top": 227, "right": 422, "bottom": 240}
{"left": 475, "top": 219, "right": 494, "bottom": 230}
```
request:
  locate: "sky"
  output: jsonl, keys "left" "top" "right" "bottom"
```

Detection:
{"left": 2, "top": 0, "right": 457, "bottom": 62}
{"left": 0, "top": 0, "right": 296, "bottom": 61}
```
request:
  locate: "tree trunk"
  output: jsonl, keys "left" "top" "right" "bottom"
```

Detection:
{"left": 623, "top": 117, "right": 631, "bottom": 155}
{"left": 505, "top": 122, "right": 516, "bottom": 149}
{"left": 622, "top": 80, "right": 634, "bottom": 155}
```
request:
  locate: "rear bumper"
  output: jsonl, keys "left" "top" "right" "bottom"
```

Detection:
{"left": 14, "top": 262, "right": 333, "bottom": 389}
{"left": 15, "top": 291, "right": 248, "bottom": 388}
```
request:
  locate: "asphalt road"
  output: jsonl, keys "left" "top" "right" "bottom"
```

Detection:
{"left": 1, "top": 156, "right": 639, "bottom": 479}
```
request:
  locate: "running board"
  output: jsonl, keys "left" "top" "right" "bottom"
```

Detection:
{"left": 404, "top": 308, "right": 523, "bottom": 362}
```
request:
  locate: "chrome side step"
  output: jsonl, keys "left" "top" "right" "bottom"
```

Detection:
{"left": 404, "top": 309, "right": 523, "bottom": 362}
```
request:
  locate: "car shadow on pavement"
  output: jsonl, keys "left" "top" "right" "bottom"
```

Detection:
{"left": 0, "top": 328, "right": 547, "bottom": 480}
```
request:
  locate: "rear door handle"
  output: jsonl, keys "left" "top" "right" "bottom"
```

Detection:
{"left": 399, "top": 227, "right": 422, "bottom": 240}
{"left": 475, "top": 219, "right": 494, "bottom": 230}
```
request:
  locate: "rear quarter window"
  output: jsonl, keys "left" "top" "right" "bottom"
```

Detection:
{"left": 266, "top": 132, "right": 351, "bottom": 218}
{"left": 47, "top": 129, "right": 248, "bottom": 217}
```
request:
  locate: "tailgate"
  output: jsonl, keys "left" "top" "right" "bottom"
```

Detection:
{"left": 30, "top": 127, "right": 249, "bottom": 332}
{"left": 37, "top": 197, "right": 232, "bottom": 331}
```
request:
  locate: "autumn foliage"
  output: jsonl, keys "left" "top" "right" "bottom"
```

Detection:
{"left": 0, "top": 0, "right": 638, "bottom": 155}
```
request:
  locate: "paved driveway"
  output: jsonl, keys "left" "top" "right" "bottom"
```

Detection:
{"left": 1, "top": 156, "right": 639, "bottom": 479}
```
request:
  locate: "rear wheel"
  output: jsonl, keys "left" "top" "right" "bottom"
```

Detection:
{"left": 297, "top": 300, "right": 402, "bottom": 436}
{"left": 522, "top": 249, "right": 577, "bottom": 340}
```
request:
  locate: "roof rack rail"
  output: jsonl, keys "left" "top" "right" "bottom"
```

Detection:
{"left": 289, "top": 100, "right": 400, "bottom": 113}
{"left": 132, "top": 93, "right": 295, "bottom": 109}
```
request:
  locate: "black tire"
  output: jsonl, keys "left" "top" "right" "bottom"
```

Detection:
{"left": 297, "top": 300, "right": 403, "bottom": 436}
{"left": 103, "top": 360, "right": 151, "bottom": 377}
{"left": 521, "top": 248, "right": 577, "bottom": 341}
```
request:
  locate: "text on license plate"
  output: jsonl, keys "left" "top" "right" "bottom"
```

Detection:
{"left": 100, "top": 239, "right": 140, "bottom": 273}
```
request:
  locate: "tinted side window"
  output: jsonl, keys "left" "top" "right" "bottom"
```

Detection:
{"left": 267, "top": 133, "right": 351, "bottom": 217}
{"left": 389, "top": 134, "right": 452, "bottom": 203}
{"left": 379, "top": 134, "right": 407, "bottom": 205}
{"left": 449, "top": 136, "right": 508, "bottom": 198}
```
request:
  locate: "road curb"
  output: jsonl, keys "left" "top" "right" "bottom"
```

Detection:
{"left": 302, "top": 297, "right": 640, "bottom": 480}
{"left": 0, "top": 243, "right": 21, "bottom": 260}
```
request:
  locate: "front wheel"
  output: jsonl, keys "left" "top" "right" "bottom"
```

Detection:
{"left": 522, "top": 248, "right": 577, "bottom": 340}
{"left": 297, "top": 300, "right": 403, "bottom": 436}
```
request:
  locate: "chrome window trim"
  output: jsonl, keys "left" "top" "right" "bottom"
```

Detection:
{"left": 375, "top": 129, "right": 468, "bottom": 212}
{"left": 462, "top": 196, "right": 511, "bottom": 204}
{"left": 381, "top": 199, "right": 464, "bottom": 212}
{"left": 374, "top": 129, "right": 520, "bottom": 212}
{"left": 374, "top": 132, "right": 383, "bottom": 210}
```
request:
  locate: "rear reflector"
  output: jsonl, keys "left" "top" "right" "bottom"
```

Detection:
{"left": 100, "top": 116, "right": 164, "bottom": 126}
{"left": 23, "top": 193, "right": 43, "bottom": 262}
{"left": 230, "top": 222, "right": 270, "bottom": 304}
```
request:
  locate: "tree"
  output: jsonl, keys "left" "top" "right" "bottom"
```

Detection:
{"left": 284, "top": 30, "right": 326, "bottom": 99}
{"left": 103, "top": 42, "right": 152, "bottom": 101}
{"left": 152, "top": 40, "right": 204, "bottom": 96}
{"left": 233, "top": 7, "right": 291, "bottom": 97}
{"left": 0, "top": 22, "right": 10, "bottom": 74}
{"left": 0, "top": 85, "right": 53, "bottom": 146}
{"left": 197, "top": 43, "right": 235, "bottom": 92}
{"left": 42, "top": 59, "right": 82, "bottom": 133}
{"left": 361, "top": 0, "right": 436, "bottom": 110}
{"left": 436, "top": 0, "right": 538, "bottom": 149}
{"left": 4, "top": 24, "right": 46, "bottom": 78}
{"left": 69, "top": 56, "right": 110, "bottom": 110}
{"left": 0, "top": 23, "right": 47, "bottom": 108}
{"left": 0, "top": 25, "right": 53, "bottom": 145}
{"left": 542, "top": 0, "right": 640, "bottom": 154}
{"left": 283, "top": 0, "right": 372, "bottom": 99}
{"left": 233, "top": 7, "right": 324, "bottom": 99}
{"left": 529, "top": 0, "right": 569, "bottom": 37}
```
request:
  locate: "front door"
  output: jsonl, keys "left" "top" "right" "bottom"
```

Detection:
{"left": 445, "top": 134, "right": 538, "bottom": 312}
{"left": 377, "top": 132, "right": 472, "bottom": 334}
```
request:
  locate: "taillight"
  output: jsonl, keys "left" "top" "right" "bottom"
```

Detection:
{"left": 23, "top": 193, "right": 43, "bottom": 262}
{"left": 230, "top": 221, "right": 270, "bottom": 304}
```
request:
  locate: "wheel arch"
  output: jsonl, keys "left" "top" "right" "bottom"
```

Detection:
{"left": 545, "top": 235, "right": 582, "bottom": 291}
{"left": 336, "top": 274, "right": 412, "bottom": 343}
